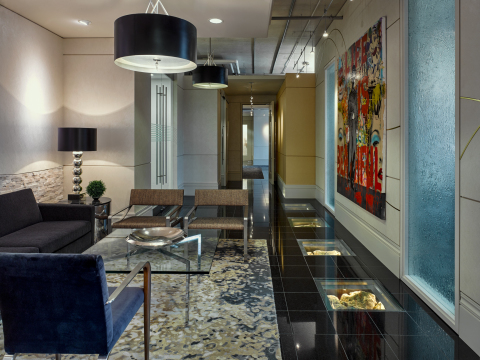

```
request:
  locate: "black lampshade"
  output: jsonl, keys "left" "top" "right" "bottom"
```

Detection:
{"left": 58, "top": 128, "right": 97, "bottom": 152}
{"left": 114, "top": 13, "right": 197, "bottom": 74}
{"left": 192, "top": 66, "right": 228, "bottom": 89}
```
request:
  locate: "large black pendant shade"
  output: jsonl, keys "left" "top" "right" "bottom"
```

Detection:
{"left": 192, "top": 66, "right": 228, "bottom": 89}
{"left": 114, "top": 13, "right": 197, "bottom": 74}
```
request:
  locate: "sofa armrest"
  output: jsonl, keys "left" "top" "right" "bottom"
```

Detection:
{"left": 38, "top": 203, "right": 95, "bottom": 224}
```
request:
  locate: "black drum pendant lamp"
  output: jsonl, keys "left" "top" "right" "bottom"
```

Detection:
{"left": 114, "top": 0, "right": 197, "bottom": 74}
{"left": 192, "top": 39, "right": 228, "bottom": 89}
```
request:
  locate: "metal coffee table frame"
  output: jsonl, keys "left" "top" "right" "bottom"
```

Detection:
{"left": 122, "top": 234, "right": 202, "bottom": 324}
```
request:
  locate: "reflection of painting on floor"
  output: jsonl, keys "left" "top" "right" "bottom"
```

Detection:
{"left": 337, "top": 17, "right": 387, "bottom": 219}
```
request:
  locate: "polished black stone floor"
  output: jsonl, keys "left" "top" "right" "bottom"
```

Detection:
{"left": 183, "top": 166, "right": 479, "bottom": 360}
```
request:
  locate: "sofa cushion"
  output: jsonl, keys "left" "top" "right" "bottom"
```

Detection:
{"left": 0, "top": 221, "right": 91, "bottom": 253}
{"left": 0, "top": 189, "right": 43, "bottom": 238}
{"left": 0, "top": 247, "right": 39, "bottom": 253}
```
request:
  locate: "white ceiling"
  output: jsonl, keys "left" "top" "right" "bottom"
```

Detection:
{"left": 0, "top": 0, "right": 273, "bottom": 38}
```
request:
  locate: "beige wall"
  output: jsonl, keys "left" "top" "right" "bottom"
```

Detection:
{"left": 314, "top": 0, "right": 401, "bottom": 276}
{"left": 176, "top": 74, "right": 219, "bottom": 195}
{"left": 458, "top": 0, "right": 480, "bottom": 354}
{"left": 276, "top": 74, "right": 316, "bottom": 188}
{"left": 217, "top": 90, "right": 222, "bottom": 185}
{"left": 227, "top": 94, "right": 276, "bottom": 181}
{"left": 134, "top": 72, "right": 152, "bottom": 191}
{"left": 0, "top": 6, "right": 63, "bottom": 177}
{"left": 62, "top": 38, "right": 140, "bottom": 212}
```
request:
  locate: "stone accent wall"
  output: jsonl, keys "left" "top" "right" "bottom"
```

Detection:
{"left": 0, "top": 166, "right": 63, "bottom": 203}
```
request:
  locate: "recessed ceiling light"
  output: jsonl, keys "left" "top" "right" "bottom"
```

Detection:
{"left": 78, "top": 20, "right": 91, "bottom": 26}
{"left": 209, "top": 18, "right": 223, "bottom": 24}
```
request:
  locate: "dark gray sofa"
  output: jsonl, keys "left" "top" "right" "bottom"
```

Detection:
{"left": 0, "top": 189, "right": 95, "bottom": 254}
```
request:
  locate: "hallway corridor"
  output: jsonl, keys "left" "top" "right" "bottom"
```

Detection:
{"left": 224, "top": 169, "right": 479, "bottom": 360}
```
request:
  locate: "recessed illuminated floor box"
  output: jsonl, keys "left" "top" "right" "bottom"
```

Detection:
{"left": 298, "top": 239, "right": 356, "bottom": 256}
{"left": 315, "top": 279, "right": 404, "bottom": 312}
{"left": 282, "top": 203, "right": 315, "bottom": 211}
{"left": 288, "top": 217, "right": 328, "bottom": 228}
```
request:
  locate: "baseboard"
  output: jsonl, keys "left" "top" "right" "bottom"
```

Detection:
{"left": 315, "top": 185, "right": 325, "bottom": 206}
{"left": 277, "top": 175, "right": 316, "bottom": 199}
{"left": 253, "top": 160, "right": 268, "bottom": 166}
{"left": 181, "top": 182, "right": 220, "bottom": 196}
{"left": 460, "top": 293, "right": 480, "bottom": 356}
{"left": 335, "top": 200, "right": 400, "bottom": 277}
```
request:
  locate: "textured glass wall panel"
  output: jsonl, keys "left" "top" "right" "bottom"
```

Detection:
{"left": 325, "top": 64, "right": 336, "bottom": 210}
{"left": 406, "top": 294, "right": 455, "bottom": 359}
{"left": 407, "top": 0, "right": 455, "bottom": 310}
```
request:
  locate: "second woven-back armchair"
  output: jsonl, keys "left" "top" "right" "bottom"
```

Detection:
{"left": 110, "top": 189, "right": 184, "bottom": 231}
{"left": 185, "top": 189, "right": 249, "bottom": 261}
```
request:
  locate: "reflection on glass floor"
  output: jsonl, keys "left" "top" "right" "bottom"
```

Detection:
{"left": 298, "top": 239, "right": 356, "bottom": 256}
{"left": 282, "top": 203, "right": 315, "bottom": 211}
{"left": 316, "top": 279, "right": 404, "bottom": 312}
{"left": 288, "top": 217, "right": 328, "bottom": 228}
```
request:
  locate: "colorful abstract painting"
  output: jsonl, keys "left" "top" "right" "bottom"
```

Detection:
{"left": 337, "top": 17, "right": 387, "bottom": 219}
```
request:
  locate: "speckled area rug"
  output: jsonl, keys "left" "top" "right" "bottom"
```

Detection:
{"left": 0, "top": 239, "right": 281, "bottom": 360}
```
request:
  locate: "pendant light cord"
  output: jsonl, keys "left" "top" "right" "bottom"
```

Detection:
{"left": 205, "top": 38, "right": 217, "bottom": 66}
{"left": 146, "top": 0, "right": 169, "bottom": 15}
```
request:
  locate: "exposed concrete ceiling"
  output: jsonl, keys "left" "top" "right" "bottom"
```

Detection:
{"left": 224, "top": 75, "right": 285, "bottom": 96}
{"left": 198, "top": 0, "right": 347, "bottom": 75}
{"left": 0, "top": 0, "right": 273, "bottom": 38}
{"left": 0, "top": 0, "right": 347, "bottom": 76}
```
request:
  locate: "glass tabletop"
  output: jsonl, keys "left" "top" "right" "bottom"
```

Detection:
{"left": 83, "top": 228, "right": 220, "bottom": 274}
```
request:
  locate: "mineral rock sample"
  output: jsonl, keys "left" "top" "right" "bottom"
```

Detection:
{"left": 328, "top": 295, "right": 348, "bottom": 309}
{"left": 327, "top": 291, "right": 385, "bottom": 310}
{"left": 306, "top": 250, "right": 342, "bottom": 256}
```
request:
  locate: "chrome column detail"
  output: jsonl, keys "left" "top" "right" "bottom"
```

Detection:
{"left": 72, "top": 151, "right": 83, "bottom": 194}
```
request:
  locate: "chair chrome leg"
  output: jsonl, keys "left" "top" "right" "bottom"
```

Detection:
{"left": 144, "top": 263, "right": 151, "bottom": 360}
{"left": 185, "top": 273, "right": 190, "bottom": 325}
{"left": 243, "top": 226, "right": 248, "bottom": 262}
{"left": 3, "top": 355, "right": 17, "bottom": 360}
{"left": 98, "top": 356, "right": 109, "bottom": 360}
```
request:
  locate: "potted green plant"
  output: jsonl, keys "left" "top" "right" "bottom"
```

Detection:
{"left": 86, "top": 180, "right": 106, "bottom": 202}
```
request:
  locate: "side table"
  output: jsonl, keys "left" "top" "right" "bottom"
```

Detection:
{"left": 58, "top": 196, "right": 111, "bottom": 242}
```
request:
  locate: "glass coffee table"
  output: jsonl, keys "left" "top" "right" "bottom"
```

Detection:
{"left": 84, "top": 227, "right": 220, "bottom": 324}
{"left": 84, "top": 228, "right": 220, "bottom": 274}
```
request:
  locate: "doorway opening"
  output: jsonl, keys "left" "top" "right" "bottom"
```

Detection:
{"left": 242, "top": 105, "right": 270, "bottom": 181}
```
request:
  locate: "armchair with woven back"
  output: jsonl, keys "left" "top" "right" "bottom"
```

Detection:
{"left": 108, "top": 189, "right": 184, "bottom": 232}
{"left": 184, "top": 189, "right": 249, "bottom": 261}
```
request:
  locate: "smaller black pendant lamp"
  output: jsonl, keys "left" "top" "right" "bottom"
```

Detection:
{"left": 192, "top": 39, "right": 228, "bottom": 89}
{"left": 114, "top": 1, "right": 197, "bottom": 74}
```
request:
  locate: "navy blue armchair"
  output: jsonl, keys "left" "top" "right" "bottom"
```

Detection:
{"left": 0, "top": 254, "right": 151, "bottom": 360}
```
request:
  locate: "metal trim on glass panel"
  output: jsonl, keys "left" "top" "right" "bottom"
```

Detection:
{"left": 324, "top": 57, "right": 337, "bottom": 213}
{"left": 401, "top": 0, "right": 459, "bottom": 331}
{"left": 155, "top": 84, "right": 169, "bottom": 186}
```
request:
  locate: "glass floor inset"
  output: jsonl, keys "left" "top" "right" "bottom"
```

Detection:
{"left": 288, "top": 217, "right": 328, "bottom": 228}
{"left": 315, "top": 279, "right": 404, "bottom": 312}
{"left": 298, "top": 239, "right": 356, "bottom": 256}
{"left": 282, "top": 203, "right": 316, "bottom": 211}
